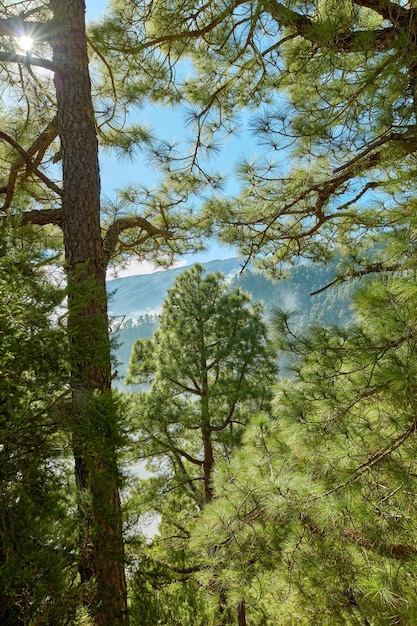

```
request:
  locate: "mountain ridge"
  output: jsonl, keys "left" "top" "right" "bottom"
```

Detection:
{"left": 108, "top": 257, "right": 355, "bottom": 388}
{"left": 107, "top": 257, "right": 245, "bottom": 319}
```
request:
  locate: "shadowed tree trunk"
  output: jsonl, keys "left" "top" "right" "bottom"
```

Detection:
{"left": 50, "top": 1, "right": 127, "bottom": 623}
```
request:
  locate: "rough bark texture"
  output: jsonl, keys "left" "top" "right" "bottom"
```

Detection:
{"left": 50, "top": 1, "right": 128, "bottom": 623}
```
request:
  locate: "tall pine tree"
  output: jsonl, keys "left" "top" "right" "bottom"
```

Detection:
{"left": 126, "top": 265, "right": 277, "bottom": 625}
{"left": 193, "top": 273, "right": 417, "bottom": 624}
{"left": 0, "top": 2, "right": 206, "bottom": 623}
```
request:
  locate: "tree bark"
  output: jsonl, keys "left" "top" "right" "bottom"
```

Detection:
{"left": 237, "top": 598, "right": 246, "bottom": 626}
{"left": 50, "top": 1, "right": 128, "bottom": 623}
{"left": 200, "top": 331, "right": 214, "bottom": 503}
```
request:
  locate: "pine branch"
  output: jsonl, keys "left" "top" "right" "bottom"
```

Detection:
{"left": 0, "top": 13, "right": 54, "bottom": 40}
{"left": 232, "top": 131, "right": 417, "bottom": 252}
{"left": 0, "top": 130, "right": 62, "bottom": 201}
{"left": 353, "top": 0, "right": 412, "bottom": 26}
{"left": 102, "top": 216, "right": 173, "bottom": 263}
{"left": 131, "top": 0, "right": 248, "bottom": 52}
{"left": 310, "top": 420, "right": 417, "bottom": 501}
{"left": 310, "top": 262, "right": 401, "bottom": 295}
{"left": 0, "top": 51, "right": 64, "bottom": 74}
{"left": 341, "top": 527, "right": 417, "bottom": 561}
{"left": 0, "top": 207, "right": 63, "bottom": 226}
{"left": 265, "top": 0, "right": 402, "bottom": 52}
{"left": 147, "top": 433, "right": 204, "bottom": 468}
{"left": 0, "top": 117, "right": 60, "bottom": 211}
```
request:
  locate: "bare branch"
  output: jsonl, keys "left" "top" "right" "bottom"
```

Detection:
{"left": 0, "top": 51, "right": 64, "bottom": 74}
{"left": 0, "top": 207, "right": 63, "bottom": 227}
{"left": 0, "top": 117, "right": 60, "bottom": 211}
{"left": 102, "top": 215, "right": 173, "bottom": 264}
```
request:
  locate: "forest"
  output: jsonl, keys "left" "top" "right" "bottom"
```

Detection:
{"left": 1, "top": 1, "right": 417, "bottom": 625}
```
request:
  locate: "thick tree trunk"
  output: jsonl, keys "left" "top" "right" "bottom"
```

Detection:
{"left": 50, "top": 1, "right": 128, "bottom": 623}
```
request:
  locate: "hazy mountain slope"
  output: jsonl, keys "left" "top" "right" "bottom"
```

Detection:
{"left": 108, "top": 257, "right": 243, "bottom": 319}
{"left": 109, "top": 258, "right": 355, "bottom": 387}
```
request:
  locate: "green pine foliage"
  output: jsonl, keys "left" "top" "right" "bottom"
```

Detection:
{"left": 192, "top": 273, "right": 417, "bottom": 625}
{"left": 0, "top": 226, "right": 78, "bottom": 624}
{"left": 4, "top": 2, "right": 417, "bottom": 624}
{"left": 93, "top": 6, "right": 417, "bottom": 619}
{"left": 98, "top": 0, "right": 417, "bottom": 280}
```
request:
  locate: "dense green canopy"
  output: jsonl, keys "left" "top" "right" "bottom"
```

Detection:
{"left": 3, "top": 1, "right": 417, "bottom": 624}
{"left": 193, "top": 275, "right": 417, "bottom": 624}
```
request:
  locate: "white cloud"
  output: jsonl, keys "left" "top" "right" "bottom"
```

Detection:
{"left": 107, "top": 258, "right": 188, "bottom": 280}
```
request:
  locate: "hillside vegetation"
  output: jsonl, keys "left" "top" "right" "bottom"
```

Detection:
{"left": 112, "top": 258, "right": 355, "bottom": 383}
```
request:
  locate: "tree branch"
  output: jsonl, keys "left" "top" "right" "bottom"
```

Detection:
{"left": 353, "top": 0, "right": 412, "bottom": 26}
{"left": 341, "top": 527, "right": 417, "bottom": 561}
{"left": 102, "top": 216, "right": 173, "bottom": 264}
{"left": 0, "top": 117, "right": 60, "bottom": 211}
{"left": 0, "top": 51, "right": 64, "bottom": 73}
{"left": 309, "top": 420, "right": 417, "bottom": 501}
{"left": 265, "top": 0, "right": 403, "bottom": 53}
{"left": 0, "top": 208, "right": 63, "bottom": 227}
{"left": 310, "top": 262, "right": 401, "bottom": 295}
{"left": 233, "top": 131, "right": 417, "bottom": 254}
{"left": 164, "top": 443, "right": 203, "bottom": 468}
{"left": 0, "top": 14, "right": 53, "bottom": 40}
{"left": 125, "top": 0, "right": 248, "bottom": 53}
{"left": 146, "top": 431, "right": 204, "bottom": 467}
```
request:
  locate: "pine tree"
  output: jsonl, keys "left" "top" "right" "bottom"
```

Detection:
{"left": 0, "top": 2, "right": 206, "bottom": 623}
{"left": 76, "top": 3, "right": 417, "bottom": 623}
{"left": 0, "top": 226, "right": 77, "bottom": 624}
{"left": 98, "top": 0, "right": 417, "bottom": 279}
{"left": 126, "top": 265, "right": 278, "bottom": 624}
{"left": 192, "top": 273, "right": 417, "bottom": 624}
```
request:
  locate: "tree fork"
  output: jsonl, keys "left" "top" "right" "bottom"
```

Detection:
{"left": 50, "top": 1, "right": 128, "bottom": 623}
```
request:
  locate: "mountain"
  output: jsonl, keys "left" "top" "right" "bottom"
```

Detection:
{"left": 108, "top": 257, "right": 356, "bottom": 388}
{"left": 107, "top": 257, "right": 243, "bottom": 320}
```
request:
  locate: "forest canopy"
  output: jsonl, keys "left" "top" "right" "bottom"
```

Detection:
{"left": 1, "top": 1, "right": 417, "bottom": 625}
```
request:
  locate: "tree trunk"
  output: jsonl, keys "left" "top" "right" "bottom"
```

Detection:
{"left": 201, "top": 351, "right": 214, "bottom": 503}
{"left": 50, "top": 1, "right": 128, "bottom": 623}
{"left": 237, "top": 598, "right": 246, "bottom": 626}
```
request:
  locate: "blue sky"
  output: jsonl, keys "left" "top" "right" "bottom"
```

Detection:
{"left": 86, "top": 0, "right": 252, "bottom": 276}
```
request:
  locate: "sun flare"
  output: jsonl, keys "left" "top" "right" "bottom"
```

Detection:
{"left": 18, "top": 36, "right": 33, "bottom": 52}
